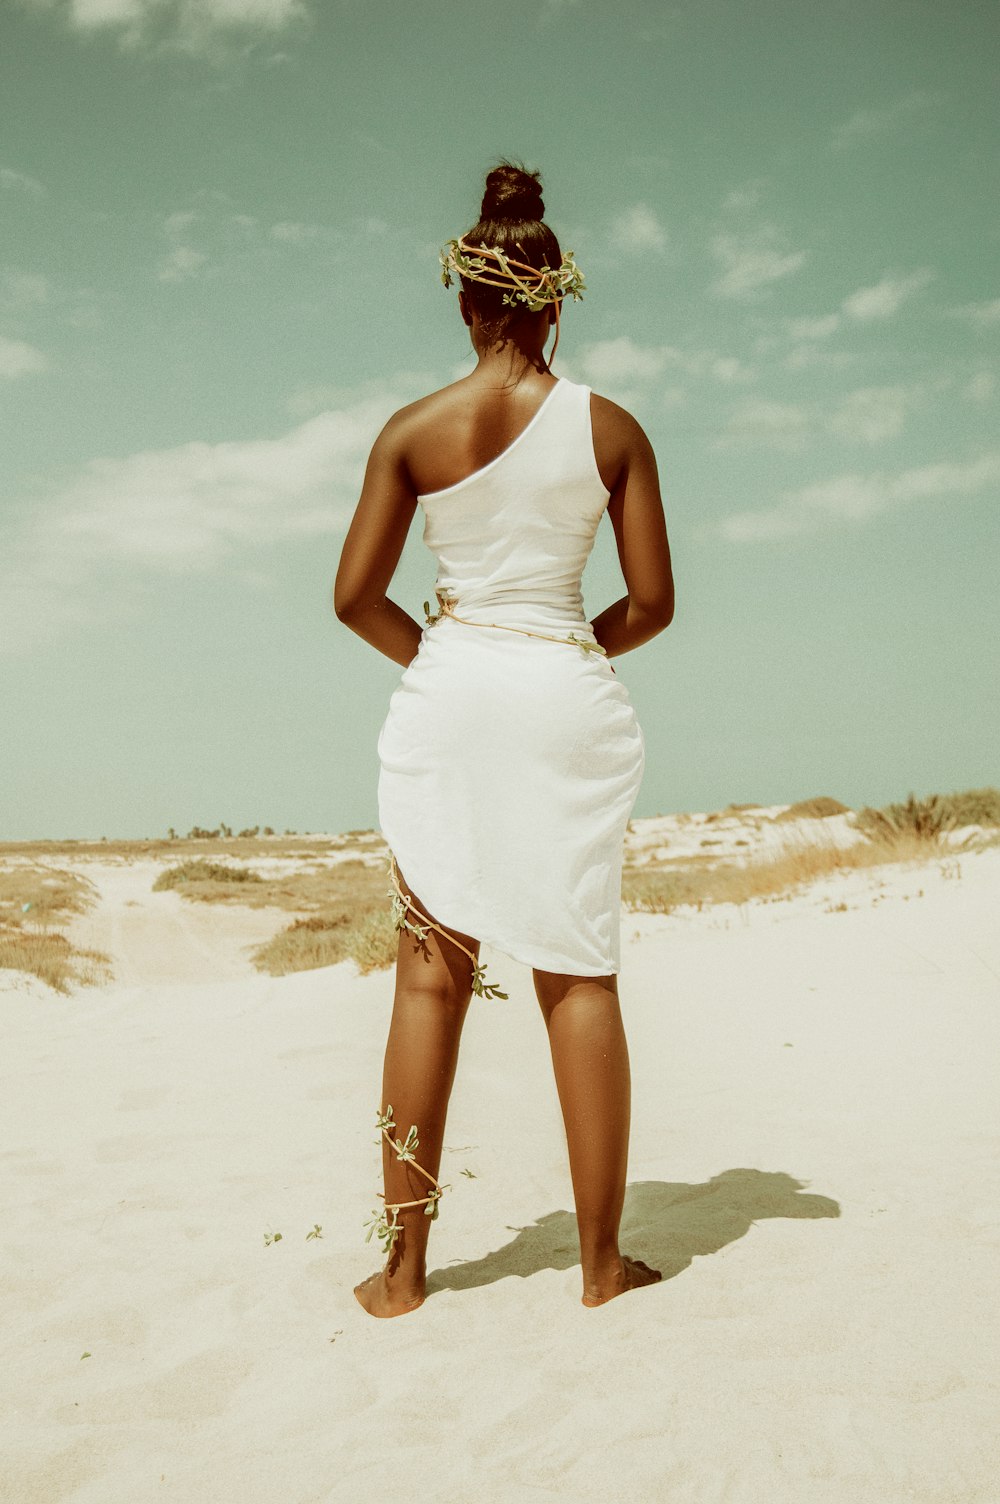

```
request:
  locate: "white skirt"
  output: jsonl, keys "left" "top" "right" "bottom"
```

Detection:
{"left": 377, "top": 615, "right": 645, "bottom": 977}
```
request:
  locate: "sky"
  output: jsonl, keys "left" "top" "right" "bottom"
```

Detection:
{"left": 1, "top": 0, "right": 997, "bottom": 840}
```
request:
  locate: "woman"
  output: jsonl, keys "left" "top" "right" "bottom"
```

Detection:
{"left": 335, "top": 161, "right": 674, "bottom": 1317}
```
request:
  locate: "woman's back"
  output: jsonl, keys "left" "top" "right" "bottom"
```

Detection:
{"left": 399, "top": 372, "right": 561, "bottom": 497}
{"left": 401, "top": 375, "right": 610, "bottom": 637}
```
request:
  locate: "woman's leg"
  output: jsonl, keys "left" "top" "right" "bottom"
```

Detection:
{"left": 533, "top": 969, "right": 661, "bottom": 1306}
{"left": 354, "top": 866, "right": 478, "bottom": 1319}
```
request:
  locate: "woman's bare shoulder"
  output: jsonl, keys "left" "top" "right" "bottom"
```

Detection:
{"left": 590, "top": 391, "right": 652, "bottom": 448}
{"left": 589, "top": 391, "right": 656, "bottom": 492}
{"left": 378, "top": 379, "right": 474, "bottom": 445}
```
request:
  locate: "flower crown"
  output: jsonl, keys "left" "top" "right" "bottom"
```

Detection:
{"left": 439, "top": 236, "right": 586, "bottom": 312}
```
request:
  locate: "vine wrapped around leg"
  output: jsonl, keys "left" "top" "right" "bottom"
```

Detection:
{"left": 363, "top": 1105, "right": 449, "bottom": 1256}
{"left": 386, "top": 853, "right": 508, "bottom": 1001}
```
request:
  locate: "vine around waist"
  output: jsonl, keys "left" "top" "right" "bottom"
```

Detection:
{"left": 423, "top": 588, "right": 608, "bottom": 658}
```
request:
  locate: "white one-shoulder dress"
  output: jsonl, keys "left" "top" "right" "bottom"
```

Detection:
{"left": 376, "top": 376, "right": 645, "bottom": 977}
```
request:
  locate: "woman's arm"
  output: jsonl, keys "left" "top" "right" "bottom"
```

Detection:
{"left": 589, "top": 395, "right": 674, "bottom": 658}
{"left": 333, "top": 414, "right": 423, "bottom": 668}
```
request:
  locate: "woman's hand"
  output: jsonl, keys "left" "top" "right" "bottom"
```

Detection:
{"left": 590, "top": 396, "right": 674, "bottom": 657}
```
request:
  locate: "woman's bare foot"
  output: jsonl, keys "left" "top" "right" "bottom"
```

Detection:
{"left": 581, "top": 1255, "right": 662, "bottom": 1307}
{"left": 353, "top": 1269, "right": 426, "bottom": 1319}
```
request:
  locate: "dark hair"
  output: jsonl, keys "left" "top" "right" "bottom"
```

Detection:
{"left": 461, "top": 159, "right": 562, "bottom": 344}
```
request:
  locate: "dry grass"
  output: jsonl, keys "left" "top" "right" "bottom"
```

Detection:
{"left": 857, "top": 787, "right": 1000, "bottom": 839}
{"left": 0, "top": 865, "right": 111, "bottom": 992}
{"left": 0, "top": 865, "right": 94, "bottom": 926}
{"left": 152, "top": 858, "right": 388, "bottom": 913}
{"left": 622, "top": 824, "right": 982, "bottom": 916}
{"left": 773, "top": 796, "right": 852, "bottom": 822}
{"left": 153, "top": 861, "right": 264, "bottom": 892}
{"left": 0, "top": 931, "right": 112, "bottom": 992}
{"left": 251, "top": 909, "right": 399, "bottom": 977}
{"left": 152, "top": 855, "right": 398, "bottom": 978}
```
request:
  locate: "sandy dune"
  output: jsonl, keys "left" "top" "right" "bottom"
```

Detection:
{"left": 62, "top": 860, "right": 293, "bottom": 988}
{"left": 2, "top": 837, "right": 999, "bottom": 1502}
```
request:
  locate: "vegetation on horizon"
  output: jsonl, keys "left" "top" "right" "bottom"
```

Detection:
{"left": 623, "top": 788, "right": 999, "bottom": 917}
{"left": 856, "top": 787, "right": 1000, "bottom": 839}
{"left": 2, "top": 787, "right": 997, "bottom": 991}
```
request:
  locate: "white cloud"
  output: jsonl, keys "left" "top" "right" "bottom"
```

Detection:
{"left": 564, "top": 338, "right": 757, "bottom": 414}
{"left": 828, "top": 385, "right": 911, "bottom": 445}
{"left": 721, "top": 179, "right": 769, "bottom": 214}
{"left": 576, "top": 338, "right": 754, "bottom": 392}
{"left": 164, "top": 209, "right": 197, "bottom": 237}
{"left": 718, "top": 383, "right": 918, "bottom": 454}
{"left": 787, "top": 313, "right": 840, "bottom": 341}
{"left": 1, "top": 379, "right": 424, "bottom": 651}
{"left": 832, "top": 91, "right": 939, "bottom": 151}
{"left": 184, "top": 0, "right": 304, "bottom": 25}
{"left": 784, "top": 345, "right": 858, "bottom": 373}
{"left": 962, "top": 371, "right": 996, "bottom": 404}
{"left": 951, "top": 297, "right": 1000, "bottom": 331}
{"left": 1, "top": 270, "right": 51, "bottom": 306}
{"left": 610, "top": 203, "right": 668, "bottom": 254}
{"left": 715, "top": 399, "right": 810, "bottom": 452}
{"left": 23, "top": 0, "right": 309, "bottom": 54}
{"left": 268, "top": 220, "right": 323, "bottom": 244}
{"left": 0, "top": 334, "right": 48, "bottom": 378}
{"left": 841, "top": 268, "right": 933, "bottom": 321}
{"left": 716, "top": 450, "right": 1000, "bottom": 543}
{"left": 70, "top": 0, "right": 145, "bottom": 25}
{"left": 157, "top": 245, "right": 210, "bottom": 282}
{"left": 709, "top": 229, "right": 806, "bottom": 299}
{"left": 0, "top": 165, "right": 47, "bottom": 198}
{"left": 156, "top": 195, "right": 339, "bottom": 280}
{"left": 579, "top": 337, "right": 669, "bottom": 385}
{"left": 709, "top": 356, "right": 753, "bottom": 384}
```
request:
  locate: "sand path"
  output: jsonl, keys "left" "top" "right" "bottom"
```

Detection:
{"left": 63, "top": 860, "right": 292, "bottom": 987}
{"left": 2, "top": 848, "right": 999, "bottom": 1502}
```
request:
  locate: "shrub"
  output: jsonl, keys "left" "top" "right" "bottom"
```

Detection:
{"left": 252, "top": 907, "right": 397, "bottom": 977}
{"left": 153, "top": 861, "right": 263, "bottom": 891}
{"left": 0, "top": 867, "right": 94, "bottom": 927}
{"left": 774, "top": 797, "right": 851, "bottom": 822}
{"left": 0, "top": 929, "right": 111, "bottom": 993}
{"left": 936, "top": 787, "right": 1000, "bottom": 827}
{"left": 855, "top": 793, "right": 958, "bottom": 843}
{"left": 855, "top": 787, "right": 1000, "bottom": 841}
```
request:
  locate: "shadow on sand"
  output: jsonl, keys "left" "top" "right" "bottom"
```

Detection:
{"left": 426, "top": 1169, "right": 840, "bottom": 1295}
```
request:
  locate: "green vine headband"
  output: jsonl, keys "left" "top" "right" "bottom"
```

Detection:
{"left": 439, "top": 236, "right": 585, "bottom": 368}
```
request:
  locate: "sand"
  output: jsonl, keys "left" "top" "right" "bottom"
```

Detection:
{"left": 3, "top": 836, "right": 999, "bottom": 1503}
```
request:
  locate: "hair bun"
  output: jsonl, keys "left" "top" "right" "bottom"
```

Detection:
{"left": 480, "top": 161, "right": 545, "bottom": 223}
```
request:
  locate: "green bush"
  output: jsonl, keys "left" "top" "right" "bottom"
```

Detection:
{"left": 153, "top": 861, "right": 263, "bottom": 890}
